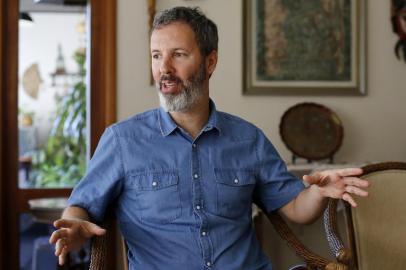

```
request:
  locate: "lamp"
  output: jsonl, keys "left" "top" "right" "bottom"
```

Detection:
{"left": 20, "top": 12, "right": 33, "bottom": 22}
{"left": 19, "top": 12, "right": 34, "bottom": 27}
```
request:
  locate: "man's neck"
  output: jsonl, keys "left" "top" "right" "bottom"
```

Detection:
{"left": 169, "top": 96, "right": 210, "bottom": 139}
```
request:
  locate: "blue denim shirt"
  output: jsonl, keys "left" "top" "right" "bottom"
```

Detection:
{"left": 68, "top": 101, "right": 305, "bottom": 270}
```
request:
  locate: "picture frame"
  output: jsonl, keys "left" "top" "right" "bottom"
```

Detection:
{"left": 243, "top": 0, "right": 366, "bottom": 95}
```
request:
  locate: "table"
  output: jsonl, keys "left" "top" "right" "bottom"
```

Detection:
{"left": 28, "top": 197, "right": 68, "bottom": 224}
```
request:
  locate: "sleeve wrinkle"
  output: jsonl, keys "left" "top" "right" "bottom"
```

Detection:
{"left": 109, "top": 127, "right": 126, "bottom": 179}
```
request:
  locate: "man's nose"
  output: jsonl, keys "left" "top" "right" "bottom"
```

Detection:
{"left": 160, "top": 57, "right": 174, "bottom": 74}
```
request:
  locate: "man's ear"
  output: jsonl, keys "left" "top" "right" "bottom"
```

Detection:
{"left": 205, "top": 50, "right": 218, "bottom": 78}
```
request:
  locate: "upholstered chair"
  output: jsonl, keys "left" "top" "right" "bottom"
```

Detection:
{"left": 324, "top": 162, "right": 406, "bottom": 270}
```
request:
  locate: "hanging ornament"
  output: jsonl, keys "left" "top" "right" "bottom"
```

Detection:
{"left": 22, "top": 63, "right": 43, "bottom": 99}
{"left": 55, "top": 43, "right": 67, "bottom": 75}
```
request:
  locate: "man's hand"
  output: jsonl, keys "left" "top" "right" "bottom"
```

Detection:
{"left": 303, "top": 168, "right": 370, "bottom": 207}
{"left": 49, "top": 219, "right": 106, "bottom": 266}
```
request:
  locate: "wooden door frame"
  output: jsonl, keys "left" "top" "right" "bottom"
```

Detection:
{"left": 0, "top": 0, "right": 116, "bottom": 269}
{"left": 0, "top": 0, "right": 5, "bottom": 268}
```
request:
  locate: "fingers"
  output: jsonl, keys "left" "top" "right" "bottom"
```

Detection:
{"left": 55, "top": 238, "right": 68, "bottom": 256}
{"left": 333, "top": 167, "right": 363, "bottom": 177}
{"left": 345, "top": 185, "right": 368, "bottom": 197}
{"left": 58, "top": 246, "right": 69, "bottom": 266}
{"left": 343, "top": 177, "right": 370, "bottom": 199}
{"left": 342, "top": 193, "right": 357, "bottom": 207}
{"left": 343, "top": 177, "right": 370, "bottom": 188}
{"left": 49, "top": 228, "right": 69, "bottom": 244}
{"left": 54, "top": 219, "right": 75, "bottom": 229}
{"left": 305, "top": 168, "right": 364, "bottom": 185}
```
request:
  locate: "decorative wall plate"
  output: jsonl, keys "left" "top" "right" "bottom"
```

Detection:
{"left": 279, "top": 102, "right": 343, "bottom": 162}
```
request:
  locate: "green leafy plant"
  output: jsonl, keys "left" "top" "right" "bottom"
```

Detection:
{"left": 33, "top": 50, "right": 87, "bottom": 187}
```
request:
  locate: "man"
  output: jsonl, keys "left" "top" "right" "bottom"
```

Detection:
{"left": 49, "top": 7, "right": 369, "bottom": 270}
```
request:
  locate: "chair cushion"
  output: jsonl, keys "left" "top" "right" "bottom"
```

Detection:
{"left": 352, "top": 170, "right": 406, "bottom": 270}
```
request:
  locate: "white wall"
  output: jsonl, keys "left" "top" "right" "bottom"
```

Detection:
{"left": 117, "top": 0, "right": 406, "bottom": 164}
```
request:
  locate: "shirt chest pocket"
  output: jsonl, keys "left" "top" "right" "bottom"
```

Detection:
{"left": 214, "top": 169, "right": 256, "bottom": 219}
{"left": 128, "top": 171, "right": 182, "bottom": 224}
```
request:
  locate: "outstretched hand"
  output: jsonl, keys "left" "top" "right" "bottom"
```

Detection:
{"left": 303, "top": 168, "right": 370, "bottom": 207}
{"left": 49, "top": 219, "right": 106, "bottom": 265}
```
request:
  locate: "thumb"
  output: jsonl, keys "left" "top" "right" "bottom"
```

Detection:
{"left": 302, "top": 174, "right": 320, "bottom": 185}
{"left": 86, "top": 222, "right": 106, "bottom": 236}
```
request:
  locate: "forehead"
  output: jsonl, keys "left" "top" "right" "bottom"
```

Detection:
{"left": 150, "top": 22, "right": 198, "bottom": 51}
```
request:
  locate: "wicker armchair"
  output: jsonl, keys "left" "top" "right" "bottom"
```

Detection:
{"left": 89, "top": 211, "right": 347, "bottom": 270}
{"left": 88, "top": 231, "right": 109, "bottom": 270}
{"left": 89, "top": 162, "right": 406, "bottom": 270}
{"left": 88, "top": 219, "right": 128, "bottom": 270}
{"left": 89, "top": 214, "right": 344, "bottom": 270}
{"left": 323, "top": 162, "right": 406, "bottom": 270}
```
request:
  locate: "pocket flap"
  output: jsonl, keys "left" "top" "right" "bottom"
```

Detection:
{"left": 129, "top": 171, "right": 179, "bottom": 191}
{"left": 214, "top": 169, "right": 255, "bottom": 186}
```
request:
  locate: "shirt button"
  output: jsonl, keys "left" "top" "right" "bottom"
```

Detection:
{"left": 196, "top": 205, "right": 201, "bottom": 210}
{"left": 234, "top": 178, "right": 239, "bottom": 184}
{"left": 201, "top": 231, "right": 207, "bottom": 236}
{"left": 152, "top": 181, "right": 157, "bottom": 187}
{"left": 192, "top": 143, "right": 197, "bottom": 148}
{"left": 193, "top": 174, "right": 199, "bottom": 179}
{"left": 206, "top": 261, "right": 212, "bottom": 267}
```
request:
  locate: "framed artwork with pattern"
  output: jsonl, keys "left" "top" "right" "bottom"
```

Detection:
{"left": 243, "top": 0, "right": 366, "bottom": 95}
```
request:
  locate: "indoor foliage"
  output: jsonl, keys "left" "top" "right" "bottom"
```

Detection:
{"left": 33, "top": 50, "right": 87, "bottom": 187}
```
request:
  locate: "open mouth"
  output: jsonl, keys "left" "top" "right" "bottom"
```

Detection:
{"left": 160, "top": 76, "right": 182, "bottom": 94}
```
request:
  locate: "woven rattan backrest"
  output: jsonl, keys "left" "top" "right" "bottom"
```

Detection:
{"left": 350, "top": 164, "right": 406, "bottom": 270}
{"left": 89, "top": 219, "right": 128, "bottom": 270}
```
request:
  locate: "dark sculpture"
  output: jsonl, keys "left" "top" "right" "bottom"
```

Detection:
{"left": 391, "top": 0, "right": 406, "bottom": 61}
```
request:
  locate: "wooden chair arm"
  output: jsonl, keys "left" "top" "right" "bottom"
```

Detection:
{"left": 265, "top": 211, "right": 348, "bottom": 270}
{"left": 89, "top": 219, "right": 128, "bottom": 270}
{"left": 323, "top": 199, "right": 352, "bottom": 265}
{"left": 89, "top": 230, "right": 108, "bottom": 270}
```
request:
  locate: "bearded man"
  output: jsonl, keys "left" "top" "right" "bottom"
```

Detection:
{"left": 49, "top": 7, "right": 369, "bottom": 270}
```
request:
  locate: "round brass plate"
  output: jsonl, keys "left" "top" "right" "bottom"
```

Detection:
{"left": 280, "top": 102, "right": 343, "bottom": 161}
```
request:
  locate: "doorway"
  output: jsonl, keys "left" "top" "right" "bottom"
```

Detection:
{"left": 0, "top": 0, "right": 116, "bottom": 269}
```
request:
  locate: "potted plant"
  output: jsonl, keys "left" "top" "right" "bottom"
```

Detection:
{"left": 33, "top": 49, "right": 87, "bottom": 187}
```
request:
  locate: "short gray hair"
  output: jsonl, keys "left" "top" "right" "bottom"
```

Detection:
{"left": 152, "top": 6, "right": 218, "bottom": 57}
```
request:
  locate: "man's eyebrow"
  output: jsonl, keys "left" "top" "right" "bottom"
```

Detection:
{"left": 151, "top": 48, "right": 189, "bottom": 52}
{"left": 173, "top": 47, "right": 188, "bottom": 51}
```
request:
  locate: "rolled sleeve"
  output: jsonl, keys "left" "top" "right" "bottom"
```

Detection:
{"left": 68, "top": 127, "right": 124, "bottom": 222}
{"left": 254, "top": 130, "right": 305, "bottom": 213}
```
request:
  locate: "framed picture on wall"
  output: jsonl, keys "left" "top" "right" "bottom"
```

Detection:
{"left": 243, "top": 0, "right": 366, "bottom": 95}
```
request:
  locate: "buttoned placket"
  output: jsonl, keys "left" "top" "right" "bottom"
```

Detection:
{"left": 191, "top": 140, "right": 213, "bottom": 268}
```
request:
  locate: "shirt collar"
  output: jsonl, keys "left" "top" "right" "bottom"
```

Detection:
{"left": 158, "top": 107, "right": 178, "bottom": 137}
{"left": 205, "top": 99, "right": 222, "bottom": 134}
{"left": 158, "top": 99, "right": 222, "bottom": 137}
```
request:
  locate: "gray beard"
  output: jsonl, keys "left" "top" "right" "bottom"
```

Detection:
{"left": 157, "top": 63, "right": 206, "bottom": 112}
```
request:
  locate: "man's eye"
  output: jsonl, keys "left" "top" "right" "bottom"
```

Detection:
{"left": 152, "top": 54, "right": 160, "bottom": 59}
{"left": 174, "top": 52, "right": 185, "bottom": 57}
